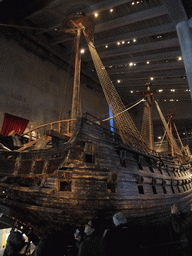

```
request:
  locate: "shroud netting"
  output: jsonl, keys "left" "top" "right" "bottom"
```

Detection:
{"left": 153, "top": 99, "right": 182, "bottom": 156}
{"left": 85, "top": 37, "right": 150, "bottom": 154}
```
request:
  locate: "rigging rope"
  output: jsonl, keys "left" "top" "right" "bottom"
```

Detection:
{"left": 157, "top": 122, "right": 169, "bottom": 151}
{"left": 102, "top": 98, "right": 145, "bottom": 122}
{"left": 84, "top": 32, "right": 150, "bottom": 154}
{"left": 153, "top": 99, "right": 182, "bottom": 156}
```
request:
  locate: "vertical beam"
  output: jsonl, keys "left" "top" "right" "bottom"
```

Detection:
{"left": 1, "top": 229, "right": 6, "bottom": 249}
{"left": 71, "top": 28, "right": 81, "bottom": 120}
{"left": 176, "top": 21, "right": 192, "bottom": 99}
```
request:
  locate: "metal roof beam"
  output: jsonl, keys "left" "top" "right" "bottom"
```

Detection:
{"left": 108, "top": 62, "right": 184, "bottom": 75}
{"left": 95, "top": 6, "right": 168, "bottom": 33}
{"left": 85, "top": 38, "right": 180, "bottom": 60}
{"left": 88, "top": 51, "right": 182, "bottom": 68}
{"left": 110, "top": 69, "right": 186, "bottom": 79}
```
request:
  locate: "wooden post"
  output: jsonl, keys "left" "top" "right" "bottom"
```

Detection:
{"left": 146, "top": 84, "right": 154, "bottom": 151}
{"left": 71, "top": 28, "right": 81, "bottom": 121}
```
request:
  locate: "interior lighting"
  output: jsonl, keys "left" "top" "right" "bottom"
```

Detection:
{"left": 157, "top": 35, "right": 162, "bottom": 39}
{"left": 80, "top": 49, "right": 85, "bottom": 54}
{"left": 130, "top": 90, "right": 134, "bottom": 93}
{"left": 109, "top": 66, "right": 113, "bottom": 68}
{"left": 94, "top": 13, "right": 98, "bottom": 17}
{"left": 146, "top": 61, "right": 150, "bottom": 64}
{"left": 55, "top": 28, "right": 58, "bottom": 31}
{"left": 150, "top": 77, "right": 154, "bottom": 80}
{"left": 110, "top": 9, "right": 114, "bottom": 12}
{"left": 117, "top": 42, "right": 120, "bottom": 45}
{"left": 133, "top": 39, "right": 137, "bottom": 42}
{"left": 158, "top": 89, "right": 163, "bottom": 92}
{"left": 178, "top": 56, "right": 182, "bottom": 61}
{"left": 176, "top": 99, "right": 179, "bottom": 101}
{"left": 132, "top": 2, "right": 135, "bottom": 5}
{"left": 170, "top": 99, "right": 174, "bottom": 101}
{"left": 122, "top": 41, "right": 125, "bottom": 44}
{"left": 164, "top": 99, "right": 167, "bottom": 101}
{"left": 166, "top": 60, "right": 168, "bottom": 62}
{"left": 117, "top": 80, "right": 121, "bottom": 83}
{"left": 137, "top": 1, "right": 139, "bottom": 3}
{"left": 158, "top": 136, "right": 162, "bottom": 139}
{"left": 129, "top": 62, "right": 133, "bottom": 66}
{"left": 105, "top": 45, "right": 108, "bottom": 48}
{"left": 127, "top": 41, "right": 130, "bottom": 44}
{"left": 134, "top": 63, "right": 136, "bottom": 66}
{"left": 171, "top": 89, "right": 175, "bottom": 92}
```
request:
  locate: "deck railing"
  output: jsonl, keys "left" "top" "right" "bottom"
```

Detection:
{"left": 23, "top": 119, "right": 77, "bottom": 142}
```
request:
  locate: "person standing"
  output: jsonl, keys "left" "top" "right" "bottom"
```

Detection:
{"left": 104, "top": 212, "right": 140, "bottom": 256}
{"left": 171, "top": 203, "right": 192, "bottom": 256}
{"left": 78, "top": 217, "right": 105, "bottom": 256}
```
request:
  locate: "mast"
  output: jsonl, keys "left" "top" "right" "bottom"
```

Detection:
{"left": 62, "top": 13, "right": 94, "bottom": 127}
{"left": 141, "top": 83, "right": 154, "bottom": 151}
{"left": 167, "top": 111, "right": 175, "bottom": 157}
{"left": 71, "top": 28, "right": 81, "bottom": 120}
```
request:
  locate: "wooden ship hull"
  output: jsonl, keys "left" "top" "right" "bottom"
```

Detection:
{"left": 0, "top": 114, "right": 192, "bottom": 238}
{"left": 0, "top": 14, "right": 192, "bottom": 244}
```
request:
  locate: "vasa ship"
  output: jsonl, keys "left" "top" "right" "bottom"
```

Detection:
{"left": 0, "top": 13, "right": 192, "bottom": 240}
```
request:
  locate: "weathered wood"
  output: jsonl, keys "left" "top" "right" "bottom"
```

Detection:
{"left": 0, "top": 116, "right": 192, "bottom": 238}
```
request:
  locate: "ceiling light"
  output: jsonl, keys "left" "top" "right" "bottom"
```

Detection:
{"left": 158, "top": 89, "right": 163, "bottom": 92}
{"left": 110, "top": 9, "right": 114, "bottom": 12}
{"left": 130, "top": 90, "right": 134, "bottom": 93}
{"left": 170, "top": 99, "right": 174, "bottom": 101}
{"left": 129, "top": 62, "right": 133, "bottom": 66}
{"left": 132, "top": 2, "right": 135, "bottom": 5}
{"left": 122, "top": 41, "right": 125, "bottom": 44}
{"left": 117, "top": 80, "right": 121, "bottom": 83}
{"left": 158, "top": 136, "right": 162, "bottom": 139}
{"left": 176, "top": 99, "right": 179, "bottom": 101}
{"left": 146, "top": 61, "right": 150, "bottom": 64}
{"left": 157, "top": 35, "right": 162, "bottom": 39}
{"left": 109, "top": 66, "right": 112, "bottom": 68}
{"left": 150, "top": 77, "right": 154, "bottom": 80}
{"left": 117, "top": 42, "right": 120, "bottom": 45}
{"left": 166, "top": 60, "right": 168, "bottom": 63}
{"left": 105, "top": 45, "right": 108, "bottom": 48}
{"left": 134, "top": 63, "right": 136, "bottom": 66}
{"left": 133, "top": 39, "right": 137, "bottom": 42}
{"left": 178, "top": 56, "right": 182, "bottom": 61}
{"left": 94, "top": 13, "right": 98, "bottom": 17}
{"left": 127, "top": 41, "right": 130, "bottom": 44}
{"left": 137, "top": 1, "right": 139, "bottom": 3}
{"left": 171, "top": 89, "right": 175, "bottom": 92}
{"left": 164, "top": 99, "right": 167, "bottom": 101}
{"left": 80, "top": 49, "right": 85, "bottom": 54}
{"left": 55, "top": 28, "right": 58, "bottom": 31}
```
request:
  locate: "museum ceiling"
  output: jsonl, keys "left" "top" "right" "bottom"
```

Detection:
{"left": 0, "top": 0, "right": 192, "bottom": 138}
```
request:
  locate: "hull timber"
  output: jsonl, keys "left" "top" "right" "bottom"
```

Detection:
{"left": 0, "top": 115, "right": 192, "bottom": 236}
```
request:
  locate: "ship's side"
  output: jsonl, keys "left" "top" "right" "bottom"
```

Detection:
{"left": 0, "top": 116, "right": 191, "bottom": 237}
